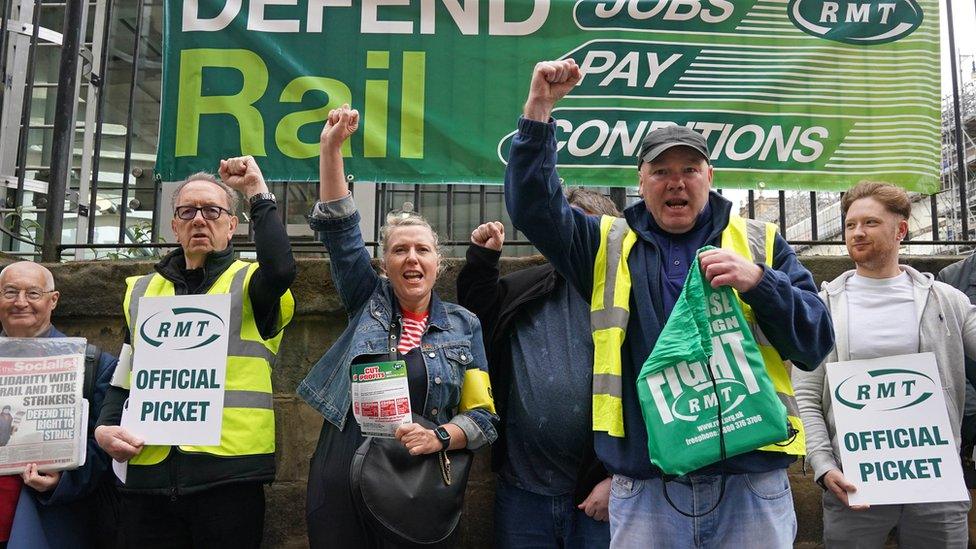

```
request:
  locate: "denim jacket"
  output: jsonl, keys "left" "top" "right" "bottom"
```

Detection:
{"left": 297, "top": 194, "right": 498, "bottom": 449}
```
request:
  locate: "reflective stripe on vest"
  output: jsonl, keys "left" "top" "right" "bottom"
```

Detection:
{"left": 591, "top": 215, "right": 637, "bottom": 437}
{"left": 123, "top": 260, "right": 295, "bottom": 465}
{"left": 720, "top": 216, "right": 805, "bottom": 456}
{"left": 590, "top": 214, "right": 805, "bottom": 455}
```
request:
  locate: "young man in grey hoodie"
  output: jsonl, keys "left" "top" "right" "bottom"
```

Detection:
{"left": 793, "top": 181, "right": 976, "bottom": 548}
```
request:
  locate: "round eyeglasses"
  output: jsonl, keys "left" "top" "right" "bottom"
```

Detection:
{"left": 174, "top": 205, "right": 232, "bottom": 221}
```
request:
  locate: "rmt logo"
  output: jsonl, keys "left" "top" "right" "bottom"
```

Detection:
{"left": 139, "top": 307, "right": 225, "bottom": 351}
{"left": 789, "top": 0, "right": 923, "bottom": 45}
{"left": 833, "top": 368, "right": 935, "bottom": 412}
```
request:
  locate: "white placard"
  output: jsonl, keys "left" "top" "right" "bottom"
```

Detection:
{"left": 126, "top": 294, "right": 230, "bottom": 446}
{"left": 826, "top": 352, "right": 969, "bottom": 505}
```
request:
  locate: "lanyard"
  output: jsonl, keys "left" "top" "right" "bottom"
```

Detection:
{"left": 388, "top": 314, "right": 402, "bottom": 362}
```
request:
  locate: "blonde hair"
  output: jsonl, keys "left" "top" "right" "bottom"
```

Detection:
{"left": 380, "top": 211, "right": 441, "bottom": 255}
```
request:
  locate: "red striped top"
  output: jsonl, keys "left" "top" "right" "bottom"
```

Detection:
{"left": 398, "top": 308, "right": 428, "bottom": 354}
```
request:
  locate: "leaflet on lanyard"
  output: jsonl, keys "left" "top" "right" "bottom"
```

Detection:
{"left": 351, "top": 360, "right": 412, "bottom": 438}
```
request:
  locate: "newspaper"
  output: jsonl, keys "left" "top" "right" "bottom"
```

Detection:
{"left": 0, "top": 337, "right": 88, "bottom": 475}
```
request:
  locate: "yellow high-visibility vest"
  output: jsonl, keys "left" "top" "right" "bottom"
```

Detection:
{"left": 590, "top": 214, "right": 805, "bottom": 455}
{"left": 122, "top": 260, "right": 295, "bottom": 465}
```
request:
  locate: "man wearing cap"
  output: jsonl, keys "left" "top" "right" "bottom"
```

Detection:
{"left": 504, "top": 59, "right": 833, "bottom": 546}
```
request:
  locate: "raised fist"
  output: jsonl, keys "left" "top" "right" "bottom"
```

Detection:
{"left": 321, "top": 104, "right": 360, "bottom": 150}
{"left": 470, "top": 221, "right": 505, "bottom": 251}
{"left": 524, "top": 59, "right": 582, "bottom": 121}
{"left": 218, "top": 155, "right": 266, "bottom": 195}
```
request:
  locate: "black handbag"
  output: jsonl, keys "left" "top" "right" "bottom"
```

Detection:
{"left": 348, "top": 314, "right": 474, "bottom": 545}
{"left": 350, "top": 414, "right": 473, "bottom": 545}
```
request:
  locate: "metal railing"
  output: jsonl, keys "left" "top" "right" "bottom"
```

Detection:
{"left": 1, "top": 0, "right": 975, "bottom": 261}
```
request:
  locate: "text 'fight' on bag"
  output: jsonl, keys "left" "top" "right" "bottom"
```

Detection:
{"left": 637, "top": 246, "right": 788, "bottom": 476}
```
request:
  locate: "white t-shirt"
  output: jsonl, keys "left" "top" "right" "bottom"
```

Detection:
{"left": 845, "top": 271, "right": 918, "bottom": 360}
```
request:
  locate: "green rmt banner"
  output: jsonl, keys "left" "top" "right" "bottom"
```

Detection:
{"left": 157, "top": 0, "right": 940, "bottom": 192}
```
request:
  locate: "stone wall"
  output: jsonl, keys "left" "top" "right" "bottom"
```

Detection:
{"left": 43, "top": 255, "right": 967, "bottom": 547}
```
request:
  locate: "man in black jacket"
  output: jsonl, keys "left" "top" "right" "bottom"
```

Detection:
{"left": 458, "top": 188, "right": 618, "bottom": 548}
{"left": 94, "top": 156, "right": 295, "bottom": 548}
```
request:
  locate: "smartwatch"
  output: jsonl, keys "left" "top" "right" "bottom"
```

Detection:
{"left": 434, "top": 426, "right": 451, "bottom": 451}
{"left": 248, "top": 192, "right": 276, "bottom": 207}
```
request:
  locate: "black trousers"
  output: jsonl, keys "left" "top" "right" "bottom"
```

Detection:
{"left": 306, "top": 415, "right": 378, "bottom": 548}
{"left": 121, "top": 482, "right": 265, "bottom": 549}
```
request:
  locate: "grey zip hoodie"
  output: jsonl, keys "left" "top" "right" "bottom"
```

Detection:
{"left": 793, "top": 265, "right": 976, "bottom": 482}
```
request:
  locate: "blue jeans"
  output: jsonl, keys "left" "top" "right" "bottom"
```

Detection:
{"left": 608, "top": 469, "right": 795, "bottom": 549}
{"left": 494, "top": 477, "right": 611, "bottom": 549}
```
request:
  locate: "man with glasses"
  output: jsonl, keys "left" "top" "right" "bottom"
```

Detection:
{"left": 95, "top": 156, "right": 296, "bottom": 548}
{"left": 0, "top": 261, "right": 119, "bottom": 547}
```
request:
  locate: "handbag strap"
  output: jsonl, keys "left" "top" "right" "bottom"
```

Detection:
{"left": 388, "top": 313, "right": 402, "bottom": 362}
{"left": 439, "top": 452, "right": 451, "bottom": 485}
{"left": 389, "top": 303, "right": 456, "bottom": 486}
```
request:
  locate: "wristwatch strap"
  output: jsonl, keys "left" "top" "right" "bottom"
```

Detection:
{"left": 435, "top": 426, "right": 451, "bottom": 451}
{"left": 249, "top": 192, "right": 276, "bottom": 206}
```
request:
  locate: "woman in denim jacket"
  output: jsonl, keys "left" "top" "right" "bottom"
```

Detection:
{"left": 300, "top": 105, "right": 498, "bottom": 548}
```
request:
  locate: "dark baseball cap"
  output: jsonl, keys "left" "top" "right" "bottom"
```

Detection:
{"left": 637, "top": 125, "right": 710, "bottom": 167}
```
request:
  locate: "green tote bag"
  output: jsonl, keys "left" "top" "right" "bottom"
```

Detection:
{"left": 636, "top": 246, "right": 788, "bottom": 476}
